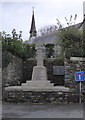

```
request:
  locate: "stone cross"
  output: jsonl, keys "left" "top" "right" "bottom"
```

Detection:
{"left": 36, "top": 45, "right": 45, "bottom": 66}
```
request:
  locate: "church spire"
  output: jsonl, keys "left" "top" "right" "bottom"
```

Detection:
{"left": 33, "top": 6, "right": 34, "bottom": 14}
{"left": 29, "top": 7, "right": 37, "bottom": 38}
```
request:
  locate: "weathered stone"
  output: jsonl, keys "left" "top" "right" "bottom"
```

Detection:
{"left": 70, "top": 57, "right": 85, "bottom": 61}
{"left": 32, "top": 66, "right": 47, "bottom": 80}
{"left": 2, "top": 91, "right": 84, "bottom": 103}
{"left": 2, "top": 53, "right": 23, "bottom": 86}
{"left": 64, "top": 57, "right": 85, "bottom": 92}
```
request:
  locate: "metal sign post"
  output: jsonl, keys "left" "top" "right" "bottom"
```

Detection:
{"left": 79, "top": 81, "right": 81, "bottom": 104}
{"left": 74, "top": 72, "right": 84, "bottom": 104}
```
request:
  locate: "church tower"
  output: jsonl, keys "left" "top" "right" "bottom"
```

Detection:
{"left": 29, "top": 7, "right": 37, "bottom": 38}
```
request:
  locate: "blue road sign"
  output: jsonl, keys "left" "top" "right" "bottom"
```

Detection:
{"left": 74, "top": 72, "right": 84, "bottom": 81}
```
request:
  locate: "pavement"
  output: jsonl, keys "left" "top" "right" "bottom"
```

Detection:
{"left": 2, "top": 103, "right": 84, "bottom": 118}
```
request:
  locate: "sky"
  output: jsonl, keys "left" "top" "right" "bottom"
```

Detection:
{"left": 0, "top": 0, "right": 85, "bottom": 40}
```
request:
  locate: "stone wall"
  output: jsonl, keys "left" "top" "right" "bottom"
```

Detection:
{"left": 64, "top": 57, "right": 85, "bottom": 93}
{"left": 2, "top": 53, "right": 23, "bottom": 87}
{"left": 3, "top": 91, "right": 84, "bottom": 103}
{"left": 2, "top": 55, "right": 85, "bottom": 103}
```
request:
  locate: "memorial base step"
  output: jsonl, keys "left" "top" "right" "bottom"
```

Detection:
{"left": 5, "top": 85, "right": 69, "bottom": 92}
{"left": 21, "top": 79, "right": 69, "bottom": 91}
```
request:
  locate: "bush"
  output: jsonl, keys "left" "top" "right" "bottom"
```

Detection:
{"left": 2, "top": 37, "right": 36, "bottom": 60}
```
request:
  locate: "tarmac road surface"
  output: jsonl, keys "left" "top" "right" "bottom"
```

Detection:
{"left": 2, "top": 103, "right": 83, "bottom": 118}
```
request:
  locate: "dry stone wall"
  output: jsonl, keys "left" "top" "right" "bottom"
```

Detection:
{"left": 3, "top": 91, "right": 84, "bottom": 103}
{"left": 64, "top": 57, "right": 85, "bottom": 93}
{"left": 2, "top": 52, "right": 23, "bottom": 87}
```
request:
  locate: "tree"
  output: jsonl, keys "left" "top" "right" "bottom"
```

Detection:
{"left": 19, "top": 31, "right": 22, "bottom": 41}
{"left": 2, "top": 31, "right": 6, "bottom": 39}
{"left": 11, "top": 29, "right": 23, "bottom": 41}
{"left": 58, "top": 27, "right": 83, "bottom": 57}
{"left": 38, "top": 25, "right": 57, "bottom": 36}
{"left": 56, "top": 15, "right": 84, "bottom": 58}
{"left": 12, "top": 29, "right": 18, "bottom": 39}
{"left": 56, "top": 14, "right": 77, "bottom": 29}
{"left": 65, "top": 14, "right": 77, "bottom": 26}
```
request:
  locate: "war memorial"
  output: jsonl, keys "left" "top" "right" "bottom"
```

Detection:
{"left": 2, "top": 7, "right": 85, "bottom": 104}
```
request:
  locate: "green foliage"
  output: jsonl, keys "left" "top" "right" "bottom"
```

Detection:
{"left": 54, "top": 54, "right": 64, "bottom": 61}
{"left": 56, "top": 15, "right": 85, "bottom": 58}
{"left": 56, "top": 26, "right": 84, "bottom": 58}
{"left": 2, "top": 31, "right": 36, "bottom": 60}
{"left": 44, "top": 43, "right": 54, "bottom": 58}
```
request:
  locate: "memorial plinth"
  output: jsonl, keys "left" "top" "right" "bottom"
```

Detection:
{"left": 32, "top": 66, "right": 47, "bottom": 81}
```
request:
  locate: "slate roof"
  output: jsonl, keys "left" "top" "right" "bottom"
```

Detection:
{"left": 33, "top": 32, "right": 59, "bottom": 45}
{"left": 33, "top": 22, "right": 83, "bottom": 45}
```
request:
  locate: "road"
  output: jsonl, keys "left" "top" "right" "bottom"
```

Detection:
{"left": 2, "top": 103, "right": 83, "bottom": 118}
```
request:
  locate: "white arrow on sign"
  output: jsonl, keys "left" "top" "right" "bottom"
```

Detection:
{"left": 79, "top": 75, "right": 81, "bottom": 80}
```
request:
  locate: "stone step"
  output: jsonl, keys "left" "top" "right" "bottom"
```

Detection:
{"left": 22, "top": 83, "right": 54, "bottom": 87}
{"left": 4, "top": 86, "right": 69, "bottom": 92}
{"left": 5, "top": 86, "right": 21, "bottom": 91}
{"left": 21, "top": 87, "right": 54, "bottom": 91}
{"left": 21, "top": 86, "right": 69, "bottom": 91}
{"left": 22, "top": 85, "right": 54, "bottom": 89}
{"left": 22, "top": 80, "right": 54, "bottom": 89}
{"left": 22, "top": 80, "right": 54, "bottom": 86}
{"left": 21, "top": 80, "right": 69, "bottom": 91}
{"left": 26, "top": 80, "right": 51, "bottom": 83}
{"left": 53, "top": 87, "right": 69, "bottom": 91}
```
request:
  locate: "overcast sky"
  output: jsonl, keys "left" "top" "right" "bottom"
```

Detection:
{"left": 0, "top": 0, "right": 84, "bottom": 40}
